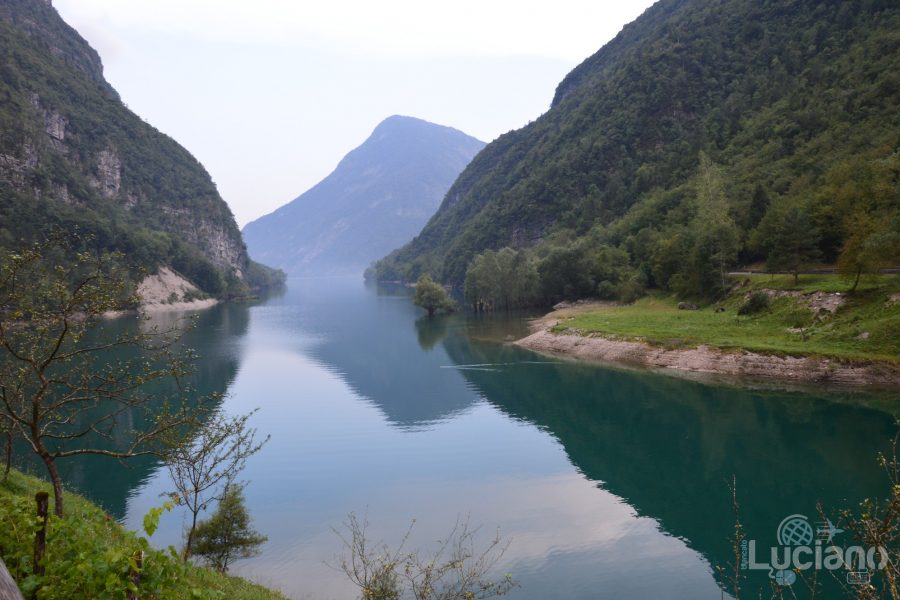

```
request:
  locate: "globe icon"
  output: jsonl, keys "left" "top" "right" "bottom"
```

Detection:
{"left": 775, "top": 569, "right": 797, "bottom": 586}
{"left": 777, "top": 515, "right": 814, "bottom": 546}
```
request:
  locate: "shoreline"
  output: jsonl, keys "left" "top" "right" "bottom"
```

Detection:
{"left": 102, "top": 297, "right": 219, "bottom": 319}
{"left": 515, "top": 306, "right": 900, "bottom": 388}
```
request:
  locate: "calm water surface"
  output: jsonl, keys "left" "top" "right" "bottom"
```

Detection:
{"left": 41, "top": 277, "right": 898, "bottom": 599}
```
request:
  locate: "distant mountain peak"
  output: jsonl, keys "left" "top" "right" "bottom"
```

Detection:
{"left": 243, "top": 118, "right": 485, "bottom": 276}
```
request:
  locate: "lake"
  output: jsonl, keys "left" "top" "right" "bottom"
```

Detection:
{"left": 32, "top": 277, "right": 898, "bottom": 599}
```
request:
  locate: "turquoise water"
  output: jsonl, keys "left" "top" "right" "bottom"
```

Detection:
{"left": 30, "top": 277, "right": 898, "bottom": 599}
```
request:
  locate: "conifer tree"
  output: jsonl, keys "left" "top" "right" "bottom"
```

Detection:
{"left": 192, "top": 485, "right": 267, "bottom": 573}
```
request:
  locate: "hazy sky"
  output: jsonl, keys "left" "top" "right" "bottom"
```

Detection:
{"left": 53, "top": 1, "right": 656, "bottom": 227}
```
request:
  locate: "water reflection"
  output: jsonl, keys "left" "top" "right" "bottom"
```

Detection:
{"left": 441, "top": 334, "right": 896, "bottom": 595}
{"left": 31, "top": 277, "right": 896, "bottom": 599}
{"left": 12, "top": 302, "right": 251, "bottom": 518}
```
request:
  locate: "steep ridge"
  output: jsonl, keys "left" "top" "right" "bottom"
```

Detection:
{"left": 374, "top": 0, "right": 900, "bottom": 285}
{"left": 0, "top": 0, "right": 281, "bottom": 294}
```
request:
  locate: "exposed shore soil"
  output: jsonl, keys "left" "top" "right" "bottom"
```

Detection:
{"left": 515, "top": 303, "right": 900, "bottom": 387}
{"left": 102, "top": 267, "right": 218, "bottom": 318}
{"left": 136, "top": 266, "right": 218, "bottom": 312}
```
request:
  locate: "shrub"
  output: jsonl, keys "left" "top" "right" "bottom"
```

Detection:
{"left": 738, "top": 292, "right": 770, "bottom": 316}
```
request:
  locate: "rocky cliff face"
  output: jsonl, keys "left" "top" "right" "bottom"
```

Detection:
{"left": 0, "top": 0, "right": 251, "bottom": 288}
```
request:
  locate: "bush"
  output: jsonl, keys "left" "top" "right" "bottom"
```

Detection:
{"left": 0, "top": 474, "right": 186, "bottom": 600}
{"left": 615, "top": 277, "right": 646, "bottom": 304}
{"left": 738, "top": 292, "right": 770, "bottom": 316}
{"left": 413, "top": 275, "right": 456, "bottom": 317}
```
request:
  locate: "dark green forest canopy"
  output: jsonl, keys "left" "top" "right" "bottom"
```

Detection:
{"left": 0, "top": 0, "right": 282, "bottom": 295}
{"left": 373, "top": 0, "right": 900, "bottom": 293}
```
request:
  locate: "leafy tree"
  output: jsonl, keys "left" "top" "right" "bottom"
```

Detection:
{"left": 746, "top": 184, "right": 770, "bottom": 230}
{"left": 413, "top": 275, "right": 455, "bottom": 317}
{"left": 838, "top": 211, "right": 900, "bottom": 292}
{"left": 537, "top": 245, "right": 595, "bottom": 302}
{"left": 670, "top": 154, "right": 740, "bottom": 298}
{"left": 165, "top": 409, "right": 268, "bottom": 561}
{"left": 191, "top": 484, "right": 267, "bottom": 573}
{"left": 765, "top": 205, "right": 822, "bottom": 285}
{"left": 0, "top": 236, "right": 196, "bottom": 517}
{"left": 465, "top": 249, "right": 538, "bottom": 311}
{"left": 589, "top": 245, "right": 642, "bottom": 302}
{"left": 465, "top": 251, "right": 501, "bottom": 311}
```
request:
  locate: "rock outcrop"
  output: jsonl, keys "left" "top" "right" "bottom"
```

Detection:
{"left": 0, "top": 0, "right": 253, "bottom": 290}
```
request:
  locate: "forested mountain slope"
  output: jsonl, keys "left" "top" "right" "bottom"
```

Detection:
{"left": 374, "top": 0, "right": 900, "bottom": 293}
{"left": 243, "top": 116, "right": 484, "bottom": 276}
{"left": 0, "top": 0, "right": 281, "bottom": 294}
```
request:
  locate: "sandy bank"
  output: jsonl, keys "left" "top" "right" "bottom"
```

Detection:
{"left": 137, "top": 268, "right": 219, "bottom": 313}
{"left": 103, "top": 267, "right": 218, "bottom": 318}
{"left": 515, "top": 304, "right": 900, "bottom": 387}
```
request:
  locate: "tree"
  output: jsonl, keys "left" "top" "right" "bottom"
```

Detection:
{"left": 413, "top": 275, "right": 455, "bottom": 317}
{"left": 1, "top": 418, "right": 11, "bottom": 483}
{"left": 746, "top": 183, "right": 770, "bottom": 230}
{"left": 465, "top": 251, "right": 501, "bottom": 312}
{"left": 537, "top": 245, "right": 595, "bottom": 302}
{"left": 191, "top": 484, "right": 267, "bottom": 573}
{"left": 465, "top": 249, "right": 538, "bottom": 311}
{"left": 669, "top": 154, "right": 740, "bottom": 298}
{"left": 336, "top": 513, "right": 516, "bottom": 600}
{"left": 165, "top": 409, "right": 268, "bottom": 561}
{"left": 837, "top": 211, "right": 900, "bottom": 292}
{"left": 0, "top": 236, "right": 196, "bottom": 517}
{"left": 766, "top": 205, "right": 822, "bottom": 285}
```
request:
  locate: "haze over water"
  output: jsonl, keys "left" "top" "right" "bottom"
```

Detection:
{"left": 47, "top": 278, "right": 896, "bottom": 599}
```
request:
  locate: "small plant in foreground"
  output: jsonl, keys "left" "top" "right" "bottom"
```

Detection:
{"left": 335, "top": 513, "right": 516, "bottom": 600}
{"left": 191, "top": 484, "right": 267, "bottom": 574}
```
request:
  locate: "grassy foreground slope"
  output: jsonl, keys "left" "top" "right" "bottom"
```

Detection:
{"left": 551, "top": 275, "right": 899, "bottom": 363}
{"left": 0, "top": 470, "right": 285, "bottom": 600}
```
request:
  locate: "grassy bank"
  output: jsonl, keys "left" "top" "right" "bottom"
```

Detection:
{"left": 0, "top": 470, "right": 286, "bottom": 600}
{"left": 551, "top": 275, "right": 899, "bottom": 363}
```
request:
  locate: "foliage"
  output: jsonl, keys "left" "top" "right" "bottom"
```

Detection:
{"left": 335, "top": 513, "right": 516, "bottom": 600}
{"left": 838, "top": 211, "right": 900, "bottom": 292}
{"left": 191, "top": 485, "right": 267, "bottom": 574}
{"left": 737, "top": 292, "right": 770, "bottom": 316}
{"left": 413, "top": 275, "right": 456, "bottom": 317}
{"left": 464, "top": 234, "right": 644, "bottom": 308}
{"left": 669, "top": 154, "right": 740, "bottom": 298}
{"left": 0, "top": 236, "right": 199, "bottom": 517}
{"left": 0, "top": 469, "right": 285, "bottom": 599}
{"left": 759, "top": 204, "right": 822, "bottom": 284}
{"left": 165, "top": 409, "right": 268, "bottom": 561}
{"left": 372, "top": 0, "right": 900, "bottom": 302}
{"left": 834, "top": 427, "right": 900, "bottom": 600}
{"left": 243, "top": 260, "right": 286, "bottom": 294}
{"left": 464, "top": 248, "right": 538, "bottom": 311}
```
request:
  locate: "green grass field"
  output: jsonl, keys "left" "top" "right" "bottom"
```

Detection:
{"left": 553, "top": 275, "right": 900, "bottom": 362}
